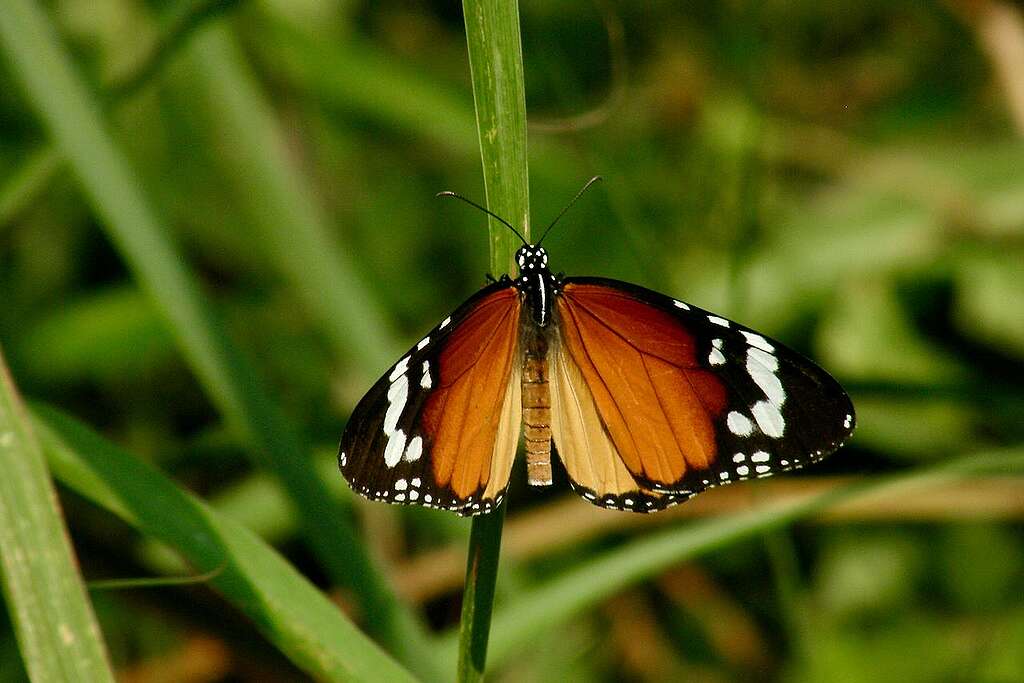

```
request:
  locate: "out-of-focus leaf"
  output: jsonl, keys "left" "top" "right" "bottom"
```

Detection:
{"left": 954, "top": 253, "right": 1024, "bottom": 359}
{"left": 33, "top": 403, "right": 417, "bottom": 683}
{"left": 0, "top": 350, "right": 114, "bottom": 682}
{"left": 17, "top": 287, "right": 172, "bottom": 382}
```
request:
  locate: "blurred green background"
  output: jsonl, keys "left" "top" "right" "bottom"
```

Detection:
{"left": 1, "top": 0, "right": 1023, "bottom": 681}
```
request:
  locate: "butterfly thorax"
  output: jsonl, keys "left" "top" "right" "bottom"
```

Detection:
{"left": 514, "top": 244, "right": 560, "bottom": 486}
{"left": 515, "top": 245, "right": 559, "bottom": 327}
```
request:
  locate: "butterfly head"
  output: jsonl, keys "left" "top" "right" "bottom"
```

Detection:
{"left": 515, "top": 245, "right": 549, "bottom": 273}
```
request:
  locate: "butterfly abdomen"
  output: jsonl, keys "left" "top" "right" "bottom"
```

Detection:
{"left": 521, "top": 323, "right": 553, "bottom": 486}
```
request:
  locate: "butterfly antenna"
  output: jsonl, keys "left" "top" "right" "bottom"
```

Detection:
{"left": 436, "top": 191, "right": 528, "bottom": 246}
{"left": 537, "top": 175, "right": 603, "bottom": 246}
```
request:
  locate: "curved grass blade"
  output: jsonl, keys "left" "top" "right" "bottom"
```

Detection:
{"left": 0, "top": 0, "right": 434, "bottom": 671}
{"left": 0, "top": 351, "right": 115, "bottom": 682}
{"left": 33, "top": 403, "right": 417, "bottom": 683}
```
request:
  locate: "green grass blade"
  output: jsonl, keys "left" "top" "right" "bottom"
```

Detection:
{"left": 463, "top": 0, "right": 531, "bottom": 275}
{"left": 0, "top": 352, "right": 115, "bottom": 682}
{"left": 31, "top": 403, "right": 417, "bottom": 683}
{"left": 442, "top": 449, "right": 1024, "bottom": 670}
{"left": 0, "top": 0, "right": 433, "bottom": 667}
{"left": 457, "top": 1, "right": 529, "bottom": 681}
{"left": 182, "top": 24, "right": 397, "bottom": 371}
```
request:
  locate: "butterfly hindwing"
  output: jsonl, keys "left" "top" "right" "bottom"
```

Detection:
{"left": 339, "top": 281, "right": 522, "bottom": 516}
{"left": 552, "top": 277, "right": 854, "bottom": 509}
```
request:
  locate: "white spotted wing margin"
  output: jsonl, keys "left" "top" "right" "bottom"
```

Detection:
{"left": 557, "top": 277, "right": 855, "bottom": 503}
{"left": 339, "top": 279, "right": 522, "bottom": 516}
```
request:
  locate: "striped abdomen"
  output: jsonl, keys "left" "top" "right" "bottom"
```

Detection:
{"left": 521, "top": 327, "right": 552, "bottom": 486}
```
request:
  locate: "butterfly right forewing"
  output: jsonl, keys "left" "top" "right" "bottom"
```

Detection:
{"left": 340, "top": 281, "right": 523, "bottom": 515}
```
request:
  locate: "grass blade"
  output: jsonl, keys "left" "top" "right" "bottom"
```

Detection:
{"left": 457, "top": 1, "right": 529, "bottom": 681}
{"left": 0, "top": 0, "right": 434, "bottom": 669}
{"left": 182, "top": 24, "right": 398, "bottom": 371}
{"left": 31, "top": 403, "right": 417, "bottom": 683}
{"left": 463, "top": 0, "right": 531, "bottom": 275}
{"left": 440, "top": 449, "right": 1024, "bottom": 670}
{"left": 0, "top": 351, "right": 114, "bottom": 682}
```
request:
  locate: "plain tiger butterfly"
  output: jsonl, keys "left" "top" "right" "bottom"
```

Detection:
{"left": 339, "top": 178, "right": 855, "bottom": 515}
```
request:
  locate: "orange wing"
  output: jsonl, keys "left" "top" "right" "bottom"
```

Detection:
{"left": 421, "top": 288, "right": 522, "bottom": 500}
{"left": 555, "top": 282, "right": 728, "bottom": 494}
{"left": 340, "top": 283, "right": 521, "bottom": 515}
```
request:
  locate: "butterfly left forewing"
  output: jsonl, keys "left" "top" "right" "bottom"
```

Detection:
{"left": 340, "top": 282, "right": 522, "bottom": 515}
{"left": 552, "top": 277, "right": 854, "bottom": 505}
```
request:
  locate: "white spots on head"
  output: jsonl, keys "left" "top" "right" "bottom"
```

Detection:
{"left": 843, "top": 413, "right": 853, "bottom": 429}
{"left": 755, "top": 465, "right": 771, "bottom": 475}
{"left": 727, "top": 411, "right": 754, "bottom": 436}
{"left": 384, "top": 374, "right": 409, "bottom": 436}
{"left": 732, "top": 453, "right": 746, "bottom": 463}
{"left": 420, "top": 361, "right": 432, "bottom": 389}
{"left": 752, "top": 400, "right": 785, "bottom": 438}
{"left": 751, "top": 451, "right": 770, "bottom": 463}
{"left": 404, "top": 436, "right": 423, "bottom": 462}
{"left": 394, "top": 478, "right": 408, "bottom": 491}
{"left": 383, "top": 429, "right": 406, "bottom": 468}
{"left": 440, "top": 316, "right": 452, "bottom": 329}
{"left": 741, "top": 331, "right": 775, "bottom": 353}
{"left": 708, "top": 315, "right": 730, "bottom": 328}
{"left": 736, "top": 465, "right": 750, "bottom": 476}
{"left": 417, "top": 336, "right": 430, "bottom": 351}
{"left": 673, "top": 300, "right": 691, "bottom": 311}
{"left": 389, "top": 356, "right": 410, "bottom": 382}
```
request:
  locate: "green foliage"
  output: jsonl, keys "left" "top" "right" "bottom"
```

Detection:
{"left": 0, "top": 0, "right": 1022, "bottom": 680}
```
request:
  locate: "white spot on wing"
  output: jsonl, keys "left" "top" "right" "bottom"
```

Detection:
{"left": 440, "top": 316, "right": 452, "bottom": 329}
{"left": 673, "top": 300, "right": 690, "bottom": 310}
{"left": 417, "top": 336, "right": 430, "bottom": 350}
{"left": 389, "top": 356, "right": 410, "bottom": 382}
{"left": 751, "top": 451, "right": 770, "bottom": 463}
{"left": 747, "top": 349, "right": 785, "bottom": 406}
{"left": 736, "top": 465, "right": 750, "bottom": 476}
{"left": 732, "top": 453, "right": 746, "bottom": 463}
{"left": 741, "top": 331, "right": 775, "bottom": 353}
{"left": 395, "top": 478, "right": 408, "bottom": 490}
{"left": 383, "top": 375, "right": 409, "bottom": 435}
{"left": 708, "top": 315, "right": 730, "bottom": 327}
{"left": 709, "top": 347, "right": 726, "bottom": 365}
{"left": 384, "top": 429, "right": 407, "bottom": 468}
{"left": 727, "top": 411, "right": 754, "bottom": 436}
{"left": 751, "top": 400, "right": 785, "bottom": 438}
{"left": 420, "top": 361, "right": 432, "bottom": 389}
{"left": 404, "top": 436, "right": 423, "bottom": 462}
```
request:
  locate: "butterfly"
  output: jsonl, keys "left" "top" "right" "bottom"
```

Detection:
{"left": 339, "top": 179, "right": 855, "bottom": 515}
